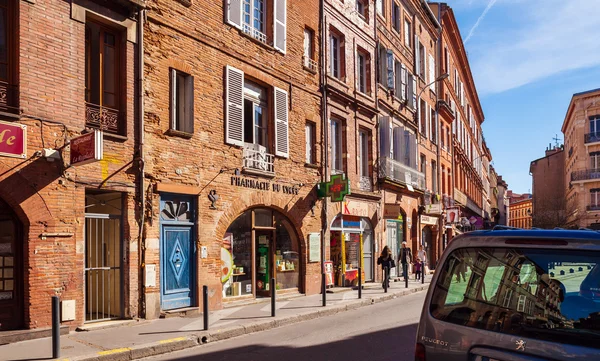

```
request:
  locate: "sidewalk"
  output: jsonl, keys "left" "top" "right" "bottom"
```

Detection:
{"left": 0, "top": 279, "right": 430, "bottom": 361}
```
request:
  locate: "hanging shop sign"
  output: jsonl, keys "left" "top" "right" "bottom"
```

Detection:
{"left": 446, "top": 208, "right": 460, "bottom": 224}
{"left": 230, "top": 176, "right": 300, "bottom": 195}
{"left": 421, "top": 215, "right": 438, "bottom": 225}
{"left": 308, "top": 233, "right": 321, "bottom": 263}
{"left": 383, "top": 203, "right": 403, "bottom": 220}
{"left": 341, "top": 199, "right": 369, "bottom": 217}
{"left": 425, "top": 203, "right": 442, "bottom": 215}
{"left": 317, "top": 173, "right": 350, "bottom": 202}
{"left": 70, "top": 129, "right": 103, "bottom": 166}
{"left": 0, "top": 120, "right": 26, "bottom": 159}
{"left": 454, "top": 188, "right": 467, "bottom": 205}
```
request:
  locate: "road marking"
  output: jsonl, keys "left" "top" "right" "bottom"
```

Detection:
{"left": 260, "top": 301, "right": 289, "bottom": 312}
{"left": 159, "top": 336, "right": 188, "bottom": 344}
{"left": 98, "top": 347, "right": 131, "bottom": 355}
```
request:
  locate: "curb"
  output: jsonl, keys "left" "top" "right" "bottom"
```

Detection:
{"left": 69, "top": 285, "right": 428, "bottom": 361}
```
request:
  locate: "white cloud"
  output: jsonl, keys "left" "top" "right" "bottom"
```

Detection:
{"left": 467, "top": 0, "right": 600, "bottom": 95}
{"left": 464, "top": 0, "right": 498, "bottom": 44}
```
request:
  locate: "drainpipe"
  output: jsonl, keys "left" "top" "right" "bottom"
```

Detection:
{"left": 137, "top": 8, "right": 146, "bottom": 318}
{"left": 435, "top": 3, "right": 443, "bottom": 267}
{"left": 373, "top": 4, "right": 381, "bottom": 282}
{"left": 319, "top": 0, "right": 328, "bottom": 282}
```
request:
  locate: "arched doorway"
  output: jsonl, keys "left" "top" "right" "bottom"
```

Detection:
{"left": 0, "top": 198, "right": 23, "bottom": 331}
{"left": 421, "top": 226, "right": 433, "bottom": 267}
{"left": 330, "top": 215, "right": 373, "bottom": 285}
{"left": 221, "top": 208, "right": 301, "bottom": 299}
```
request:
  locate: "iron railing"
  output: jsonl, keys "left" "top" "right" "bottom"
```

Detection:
{"left": 584, "top": 132, "right": 600, "bottom": 144}
{"left": 359, "top": 176, "right": 372, "bottom": 192}
{"left": 242, "top": 24, "right": 268, "bottom": 44}
{"left": 378, "top": 156, "right": 425, "bottom": 190}
{"left": 303, "top": 55, "right": 318, "bottom": 72}
{"left": 0, "top": 81, "right": 18, "bottom": 114}
{"left": 85, "top": 102, "right": 120, "bottom": 133}
{"left": 587, "top": 205, "right": 600, "bottom": 212}
{"left": 243, "top": 147, "right": 275, "bottom": 176}
{"left": 571, "top": 169, "right": 600, "bottom": 182}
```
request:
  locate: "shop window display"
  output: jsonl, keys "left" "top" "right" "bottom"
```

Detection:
{"left": 222, "top": 212, "right": 252, "bottom": 297}
{"left": 275, "top": 217, "right": 299, "bottom": 290}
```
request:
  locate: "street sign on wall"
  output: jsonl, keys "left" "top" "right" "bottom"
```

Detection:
{"left": 0, "top": 120, "right": 26, "bottom": 159}
{"left": 70, "top": 130, "right": 103, "bottom": 166}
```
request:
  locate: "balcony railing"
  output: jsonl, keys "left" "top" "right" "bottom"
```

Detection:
{"left": 85, "top": 102, "right": 120, "bottom": 133}
{"left": 584, "top": 132, "right": 600, "bottom": 144}
{"left": 378, "top": 156, "right": 425, "bottom": 190}
{"left": 303, "top": 55, "right": 318, "bottom": 72}
{"left": 243, "top": 147, "right": 275, "bottom": 176}
{"left": 0, "top": 81, "right": 18, "bottom": 114}
{"left": 571, "top": 168, "right": 600, "bottom": 182}
{"left": 242, "top": 24, "right": 268, "bottom": 45}
{"left": 359, "top": 176, "right": 372, "bottom": 192}
{"left": 587, "top": 205, "right": 600, "bottom": 212}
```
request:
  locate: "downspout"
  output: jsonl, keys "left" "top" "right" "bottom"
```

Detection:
{"left": 319, "top": 0, "right": 328, "bottom": 283}
{"left": 373, "top": 3, "right": 381, "bottom": 281}
{"left": 137, "top": 8, "right": 146, "bottom": 318}
{"left": 435, "top": 4, "right": 443, "bottom": 267}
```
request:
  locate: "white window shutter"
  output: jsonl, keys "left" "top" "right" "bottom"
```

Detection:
{"left": 225, "top": 65, "right": 244, "bottom": 146}
{"left": 226, "top": 0, "right": 243, "bottom": 29}
{"left": 185, "top": 75, "right": 195, "bottom": 133}
{"left": 387, "top": 50, "right": 394, "bottom": 90}
{"left": 379, "top": 116, "right": 391, "bottom": 158}
{"left": 274, "top": 0, "right": 287, "bottom": 53}
{"left": 274, "top": 86, "right": 289, "bottom": 158}
{"left": 401, "top": 64, "right": 407, "bottom": 101}
{"left": 426, "top": 103, "right": 430, "bottom": 139}
{"left": 429, "top": 54, "right": 435, "bottom": 91}
{"left": 411, "top": 75, "right": 417, "bottom": 109}
{"left": 170, "top": 68, "right": 177, "bottom": 130}
{"left": 414, "top": 35, "right": 420, "bottom": 75}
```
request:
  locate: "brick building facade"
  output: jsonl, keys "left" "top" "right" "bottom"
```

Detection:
{"left": 530, "top": 146, "right": 565, "bottom": 228}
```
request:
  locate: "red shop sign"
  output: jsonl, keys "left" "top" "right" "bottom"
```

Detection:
{"left": 70, "top": 130, "right": 103, "bottom": 166}
{"left": 0, "top": 120, "right": 27, "bottom": 159}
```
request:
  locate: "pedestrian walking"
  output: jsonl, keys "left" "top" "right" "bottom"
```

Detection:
{"left": 417, "top": 245, "right": 427, "bottom": 276}
{"left": 377, "top": 246, "right": 395, "bottom": 289}
{"left": 400, "top": 241, "right": 413, "bottom": 281}
{"left": 414, "top": 257, "right": 422, "bottom": 280}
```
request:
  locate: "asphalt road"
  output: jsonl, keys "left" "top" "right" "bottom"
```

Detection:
{"left": 141, "top": 291, "right": 427, "bottom": 361}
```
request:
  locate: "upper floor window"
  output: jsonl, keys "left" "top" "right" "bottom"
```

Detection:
{"left": 330, "top": 31, "right": 345, "bottom": 80}
{"left": 305, "top": 121, "right": 316, "bottom": 164}
{"left": 85, "top": 20, "right": 123, "bottom": 134}
{"left": 591, "top": 188, "right": 600, "bottom": 209}
{"left": 0, "top": 0, "right": 16, "bottom": 114}
{"left": 226, "top": 0, "right": 287, "bottom": 53}
{"left": 303, "top": 27, "right": 316, "bottom": 71}
{"left": 590, "top": 115, "right": 600, "bottom": 134}
{"left": 170, "top": 69, "right": 194, "bottom": 134}
{"left": 404, "top": 19, "right": 411, "bottom": 48}
{"left": 590, "top": 152, "right": 600, "bottom": 170}
{"left": 359, "top": 130, "right": 370, "bottom": 177}
{"left": 376, "top": 0, "right": 383, "bottom": 16}
{"left": 392, "top": 2, "right": 400, "bottom": 32}
{"left": 331, "top": 118, "right": 344, "bottom": 171}
{"left": 225, "top": 65, "right": 289, "bottom": 159}
{"left": 356, "top": 0, "right": 367, "bottom": 19}
{"left": 432, "top": 160, "right": 437, "bottom": 193}
{"left": 357, "top": 49, "right": 370, "bottom": 94}
{"left": 430, "top": 107, "right": 436, "bottom": 143}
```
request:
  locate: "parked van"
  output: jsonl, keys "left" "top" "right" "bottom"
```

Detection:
{"left": 416, "top": 228, "right": 600, "bottom": 361}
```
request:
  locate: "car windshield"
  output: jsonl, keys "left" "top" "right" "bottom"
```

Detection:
{"left": 430, "top": 247, "right": 600, "bottom": 349}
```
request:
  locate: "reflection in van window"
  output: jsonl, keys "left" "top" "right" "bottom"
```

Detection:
{"left": 431, "top": 248, "right": 600, "bottom": 349}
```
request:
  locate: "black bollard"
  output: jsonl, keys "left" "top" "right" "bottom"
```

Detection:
{"left": 203, "top": 285, "right": 209, "bottom": 331}
{"left": 384, "top": 266, "right": 389, "bottom": 293}
{"left": 405, "top": 265, "right": 409, "bottom": 288}
{"left": 322, "top": 273, "right": 326, "bottom": 307}
{"left": 52, "top": 296, "right": 60, "bottom": 359}
{"left": 358, "top": 267, "right": 362, "bottom": 299}
{"left": 271, "top": 278, "right": 276, "bottom": 317}
{"left": 422, "top": 263, "right": 425, "bottom": 284}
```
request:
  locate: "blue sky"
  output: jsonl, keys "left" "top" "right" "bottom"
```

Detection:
{"left": 447, "top": 0, "right": 600, "bottom": 193}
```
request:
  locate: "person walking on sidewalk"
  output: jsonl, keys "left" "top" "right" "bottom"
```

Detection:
{"left": 400, "top": 241, "right": 413, "bottom": 282}
{"left": 417, "top": 245, "right": 427, "bottom": 277}
{"left": 377, "top": 246, "right": 395, "bottom": 289}
{"left": 414, "top": 257, "right": 422, "bottom": 280}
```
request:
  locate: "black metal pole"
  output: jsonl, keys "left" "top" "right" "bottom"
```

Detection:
{"left": 271, "top": 278, "right": 276, "bottom": 317}
{"left": 322, "top": 273, "right": 326, "bottom": 307}
{"left": 405, "top": 264, "right": 409, "bottom": 288}
{"left": 203, "top": 285, "right": 209, "bottom": 331}
{"left": 422, "top": 262, "right": 425, "bottom": 284}
{"left": 384, "top": 266, "right": 388, "bottom": 293}
{"left": 358, "top": 267, "right": 362, "bottom": 299}
{"left": 52, "top": 296, "right": 60, "bottom": 359}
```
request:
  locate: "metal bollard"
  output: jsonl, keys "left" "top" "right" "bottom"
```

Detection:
{"left": 203, "top": 285, "right": 209, "bottom": 331}
{"left": 271, "top": 278, "right": 276, "bottom": 317}
{"left": 384, "top": 266, "right": 389, "bottom": 293}
{"left": 52, "top": 295, "right": 60, "bottom": 359}
{"left": 422, "top": 263, "right": 425, "bottom": 284}
{"left": 405, "top": 265, "right": 409, "bottom": 288}
{"left": 322, "top": 273, "right": 326, "bottom": 307}
{"left": 358, "top": 267, "right": 362, "bottom": 299}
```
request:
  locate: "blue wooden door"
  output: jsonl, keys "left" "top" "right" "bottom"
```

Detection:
{"left": 160, "top": 195, "right": 195, "bottom": 310}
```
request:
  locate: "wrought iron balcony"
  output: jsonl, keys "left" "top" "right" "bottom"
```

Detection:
{"left": 85, "top": 102, "right": 120, "bottom": 133}
{"left": 0, "top": 81, "right": 18, "bottom": 114}
{"left": 359, "top": 176, "right": 373, "bottom": 192}
{"left": 571, "top": 168, "right": 600, "bottom": 182}
{"left": 587, "top": 205, "right": 600, "bottom": 212}
{"left": 303, "top": 56, "right": 318, "bottom": 72}
{"left": 242, "top": 24, "right": 268, "bottom": 45}
{"left": 378, "top": 156, "right": 425, "bottom": 190}
{"left": 584, "top": 132, "right": 600, "bottom": 144}
{"left": 242, "top": 146, "right": 275, "bottom": 176}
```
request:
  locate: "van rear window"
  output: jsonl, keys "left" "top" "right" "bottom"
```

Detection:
{"left": 430, "top": 248, "right": 600, "bottom": 349}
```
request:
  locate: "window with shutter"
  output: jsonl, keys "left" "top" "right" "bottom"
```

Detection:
{"left": 305, "top": 122, "right": 316, "bottom": 164}
{"left": 414, "top": 35, "right": 420, "bottom": 75}
{"left": 392, "top": 2, "right": 400, "bottom": 32}
{"left": 428, "top": 54, "right": 435, "bottom": 91}
{"left": 401, "top": 64, "right": 407, "bottom": 101}
{"left": 410, "top": 74, "right": 417, "bottom": 109}
{"left": 225, "top": 65, "right": 244, "bottom": 146}
{"left": 273, "top": 0, "right": 286, "bottom": 53}
{"left": 404, "top": 20, "right": 411, "bottom": 48}
{"left": 386, "top": 50, "right": 394, "bottom": 90}
{"left": 274, "top": 87, "right": 289, "bottom": 158}
{"left": 226, "top": 0, "right": 243, "bottom": 29}
{"left": 331, "top": 118, "right": 344, "bottom": 171}
{"left": 379, "top": 116, "right": 391, "bottom": 159}
{"left": 394, "top": 61, "right": 401, "bottom": 97}
{"left": 170, "top": 69, "right": 194, "bottom": 134}
{"left": 393, "top": 126, "right": 403, "bottom": 162}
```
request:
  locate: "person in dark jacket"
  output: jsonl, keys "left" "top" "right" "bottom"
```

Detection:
{"left": 377, "top": 246, "right": 395, "bottom": 289}
{"left": 400, "top": 241, "right": 413, "bottom": 282}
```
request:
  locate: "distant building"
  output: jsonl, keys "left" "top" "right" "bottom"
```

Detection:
{"left": 497, "top": 176, "right": 509, "bottom": 225}
{"left": 530, "top": 145, "right": 566, "bottom": 228}
{"left": 562, "top": 88, "right": 600, "bottom": 229}
{"left": 509, "top": 197, "right": 533, "bottom": 229}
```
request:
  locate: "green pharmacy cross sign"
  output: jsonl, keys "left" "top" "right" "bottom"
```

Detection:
{"left": 317, "top": 173, "right": 351, "bottom": 202}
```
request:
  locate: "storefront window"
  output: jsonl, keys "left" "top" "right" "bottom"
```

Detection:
{"left": 275, "top": 216, "right": 299, "bottom": 290}
{"left": 222, "top": 212, "right": 252, "bottom": 298}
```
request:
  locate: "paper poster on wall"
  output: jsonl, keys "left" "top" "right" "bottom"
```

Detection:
{"left": 308, "top": 233, "right": 321, "bottom": 263}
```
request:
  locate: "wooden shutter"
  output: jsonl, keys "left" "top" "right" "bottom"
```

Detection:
{"left": 379, "top": 116, "right": 391, "bottom": 159}
{"left": 395, "top": 61, "right": 401, "bottom": 96}
{"left": 429, "top": 54, "right": 435, "bottom": 91}
{"left": 225, "top": 65, "right": 244, "bottom": 146}
{"left": 386, "top": 50, "right": 394, "bottom": 90}
{"left": 274, "top": 86, "right": 289, "bottom": 158}
{"left": 414, "top": 35, "right": 420, "bottom": 75}
{"left": 401, "top": 64, "right": 407, "bottom": 101}
{"left": 393, "top": 126, "right": 404, "bottom": 161}
{"left": 170, "top": 68, "right": 177, "bottom": 130}
{"left": 274, "top": 0, "right": 287, "bottom": 53}
{"left": 411, "top": 74, "right": 417, "bottom": 109}
{"left": 185, "top": 74, "right": 195, "bottom": 133}
{"left": 226, "top": 0, "right": 243, "bottom": 29}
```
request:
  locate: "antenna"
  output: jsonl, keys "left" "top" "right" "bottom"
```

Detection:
{"left": 553, "top": 134, "right": 562, "bottom": 148}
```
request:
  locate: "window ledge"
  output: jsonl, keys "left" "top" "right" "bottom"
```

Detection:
{"left": 166, "top": 128, "right": 194, "bottom": 139}
{"left": 327, "top": 75, "right": 349, "bottom": 89}
{"left": 303, "top": 65, "right": 318, "bottom": 74}
{"left": 0, "top": 111, "right": 21, "bottom": 121}
{"left": 102, "top": 132, "right": 128, "bottom": 142}
{"left": 234, "top": 27, "right": 282, "bottom": 55}
{"left": 304, "top": 163, "right": 319, "bottom": 169}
